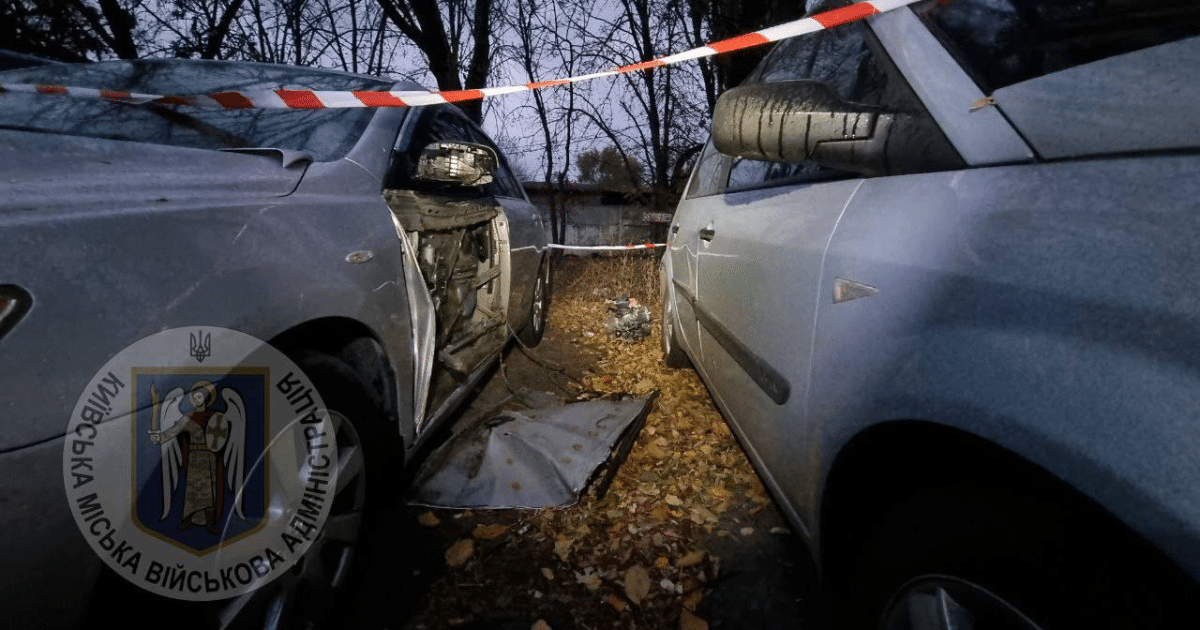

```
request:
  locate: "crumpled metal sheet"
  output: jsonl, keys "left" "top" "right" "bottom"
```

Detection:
{"left": 410, "top": 392, "right": 655, "bottom": 509}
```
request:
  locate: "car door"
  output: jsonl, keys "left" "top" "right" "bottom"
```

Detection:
{"left": 689, "top": 17, "right": 963, "bottom": 526}
{"left": 665, "top": 146, "right": 720, "bottom": 357}
{"left": 383, "top": 104, "right": 526, "bottom": 428}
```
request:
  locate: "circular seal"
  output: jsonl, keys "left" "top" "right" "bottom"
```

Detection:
{"left": 63, "top": 326, "right": 338, "bottom": 601}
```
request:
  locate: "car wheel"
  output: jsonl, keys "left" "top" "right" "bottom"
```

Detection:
{"left": 879, "top": 575, "right": 1043, "bottom": 630}
{"left": 516, "top": 258, "right": 549, "bottom": 347}
{"left": 829, "top": 478, "right": 1197, "bottom": 630}
{"left": 219, "top": 393, "right": 370, "bottom": 629}
{"left": 222, "top": 351, "right": 385, "bottom": 630}
{"left": 660, "top": 268, "right": 690, "bottom": 368}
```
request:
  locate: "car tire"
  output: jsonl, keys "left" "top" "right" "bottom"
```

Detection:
{"left": 660, "top": 267, "right": 690, "bottom": 368}
{"left": 828, "top": 477, "right": 1197, "bottom": 630}
{"left": 516, "top": 258, "right": 549, "bottom": 347}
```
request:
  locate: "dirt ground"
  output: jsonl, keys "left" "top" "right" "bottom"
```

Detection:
{"left": 350, "top": 255, "right": 827, "bottom": 630}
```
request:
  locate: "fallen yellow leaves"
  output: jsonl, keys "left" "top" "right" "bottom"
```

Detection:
{"left": 553, "top": 535, "right": 573, "bottom": 562}
{"left": 444, "top": 538, "right": 474, "bottom": 568}
{"left": 680, "top": 608, "right": 709, "bottom": 630}
{"left": 676, "top": 549, "right": 706, "bottom": 568}
{"left": 406, "top": 256, "right": 783, "bottom": 630}
{"left": 472, "top": 523, "right": 511, "bottom": 540}
{"left": 623, "top": 565, "right": 651, "bottom": 605}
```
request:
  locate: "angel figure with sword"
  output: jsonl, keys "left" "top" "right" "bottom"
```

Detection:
{"left": 148, "top": 380, "right": 247, "bottom": 536}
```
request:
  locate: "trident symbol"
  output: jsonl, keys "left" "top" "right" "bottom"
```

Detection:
{"left": 190, "top": 331, "right": 211, "bottom": 363}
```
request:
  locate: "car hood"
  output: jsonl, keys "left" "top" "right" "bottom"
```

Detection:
{"left": 0, "top": 130, "right": 307, "bottom": 211}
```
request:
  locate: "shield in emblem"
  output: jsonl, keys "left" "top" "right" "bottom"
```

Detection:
{"left": 132, "top": 370, "right": 269, "bottom": 554}
{"left": 206, "top": 412, "right": 231, "bottom": 452}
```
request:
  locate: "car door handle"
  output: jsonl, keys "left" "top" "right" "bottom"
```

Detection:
{"left": 671, "top": 225, "right": 679, "bottom": 234}
{"left": 699, "top": 228, "right": 716, "bottom": 242}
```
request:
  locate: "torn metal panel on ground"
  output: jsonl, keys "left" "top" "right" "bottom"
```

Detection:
{"left": 410, "top": 390, "right": 655, "bottom": 509}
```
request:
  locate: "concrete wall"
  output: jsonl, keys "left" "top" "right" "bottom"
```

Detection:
{"left": 524, "top": 185, "right": 657, "bottom": 255}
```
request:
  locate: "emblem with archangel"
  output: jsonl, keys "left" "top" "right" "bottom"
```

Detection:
{"left": 136, "top": 373, "right": 268, "bottom": 552}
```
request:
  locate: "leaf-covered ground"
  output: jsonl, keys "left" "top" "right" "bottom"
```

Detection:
{"left": 392, "top": 255, "right": 824, "bottom": 630}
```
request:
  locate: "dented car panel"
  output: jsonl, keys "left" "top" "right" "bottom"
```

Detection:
{"left": 0, "top": 58, "right": 547, "bottom": 627}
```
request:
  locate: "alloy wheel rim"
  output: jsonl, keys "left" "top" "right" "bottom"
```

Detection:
{"left": 880, "top": 575, "right": 1044, "bottom": 630}
{"left": 531, "top": 269, "right": 546, "bottom": 334}
{"left": 218, "top": 410, "right": 366, "bottom": 630}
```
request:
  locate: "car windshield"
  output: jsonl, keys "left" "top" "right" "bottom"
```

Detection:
{"left": 0, "top": 59, "right": 390, "bottom": 161}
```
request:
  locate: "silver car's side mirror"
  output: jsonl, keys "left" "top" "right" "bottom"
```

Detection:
{"left": 415, "top": 141, "right": 498, "bottom": 187}
{"left": 712, "top": 80, "right": 894, "bottom": 177}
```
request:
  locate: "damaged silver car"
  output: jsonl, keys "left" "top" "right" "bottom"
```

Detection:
{"left": 0, "top": 58, "right": 548, "bottom": 628}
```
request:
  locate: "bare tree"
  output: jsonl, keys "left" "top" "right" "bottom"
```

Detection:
{"left": 569, "top": 0, "right": 710, "bottom": 216}
{"left": 373, "top": 0, "right": 496, "bottom": 122}
{"left": 74, "top": 0, "right": 141, "bottom": 58}
{"left": 2, "top": 0, "right": 141, "bottom": 61}
{"left": 139, "top": 0, "right": 249, "bottom": 59}
{"left": 686, "top": 0, "right": 803, "bottom": 94}
{"left": 1, "top": 0, "right": 110, "bottom": 62}
{"left": 577, "top": 145, "right": 643, "bottom": 191}
{"left": 498, "top": 0, "right": 595, "bottom": 246}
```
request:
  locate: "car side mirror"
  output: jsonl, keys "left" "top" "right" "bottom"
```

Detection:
{"left": 712, "top": 80, "right": 894, "bottom": 177}
{"left": 415, "top": 141, "right": 498, "bottom": 187}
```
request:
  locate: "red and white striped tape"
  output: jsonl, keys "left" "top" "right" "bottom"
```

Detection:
{"left": 0, "top": 0, "right": 919, "bottom": 109}
{"left": 546, "top": 243, "right": 665, "bottom": 251}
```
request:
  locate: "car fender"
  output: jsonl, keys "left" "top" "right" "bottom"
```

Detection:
{"left": 0, "top": 158, "right": 414, "bottom": 452}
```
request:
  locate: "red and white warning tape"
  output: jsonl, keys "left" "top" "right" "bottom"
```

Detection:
{"left": 0, "top": 0, "right": 919, "bottom": 109}
{"left": 546, "top": 243, "right": 665, "bottom": 251}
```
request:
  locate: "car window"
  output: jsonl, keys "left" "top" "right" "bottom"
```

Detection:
{"left": 914, "top": 0, "right": 1200, "bottom": 94}
{"left": 693, "top": 16, "right": 961, "bottom": 197}
{"left": 684, "top": 138, "right": 729, "bottom": 199}
{"left": 486, "top": 156, "right": 527, "bottom": 200}
{"left": 0, "top": 60, "right": 385, "bottom": 162}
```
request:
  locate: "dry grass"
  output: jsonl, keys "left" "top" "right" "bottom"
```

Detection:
{"left": 551, "top": 252, "right": 661, "bottom": 312}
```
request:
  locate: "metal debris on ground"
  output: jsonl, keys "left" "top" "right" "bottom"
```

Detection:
{"left": 603, "top": 296, "right": 651, "bottom": 341}
{"left": 409, "top": 389, "right": 655, "bottom": 509}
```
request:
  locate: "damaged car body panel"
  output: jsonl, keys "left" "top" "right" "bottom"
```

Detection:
{"left": 382, "top": 101, "right": 546, "bottom": 430}
{"left": 385, "top": 188, "right": 514, "bottom": 428}
{"left": 411, "top": 391, "right": 656, "bottom": 510}
{"left": 0, "top": 59, "right": 548, "bottom": 628}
